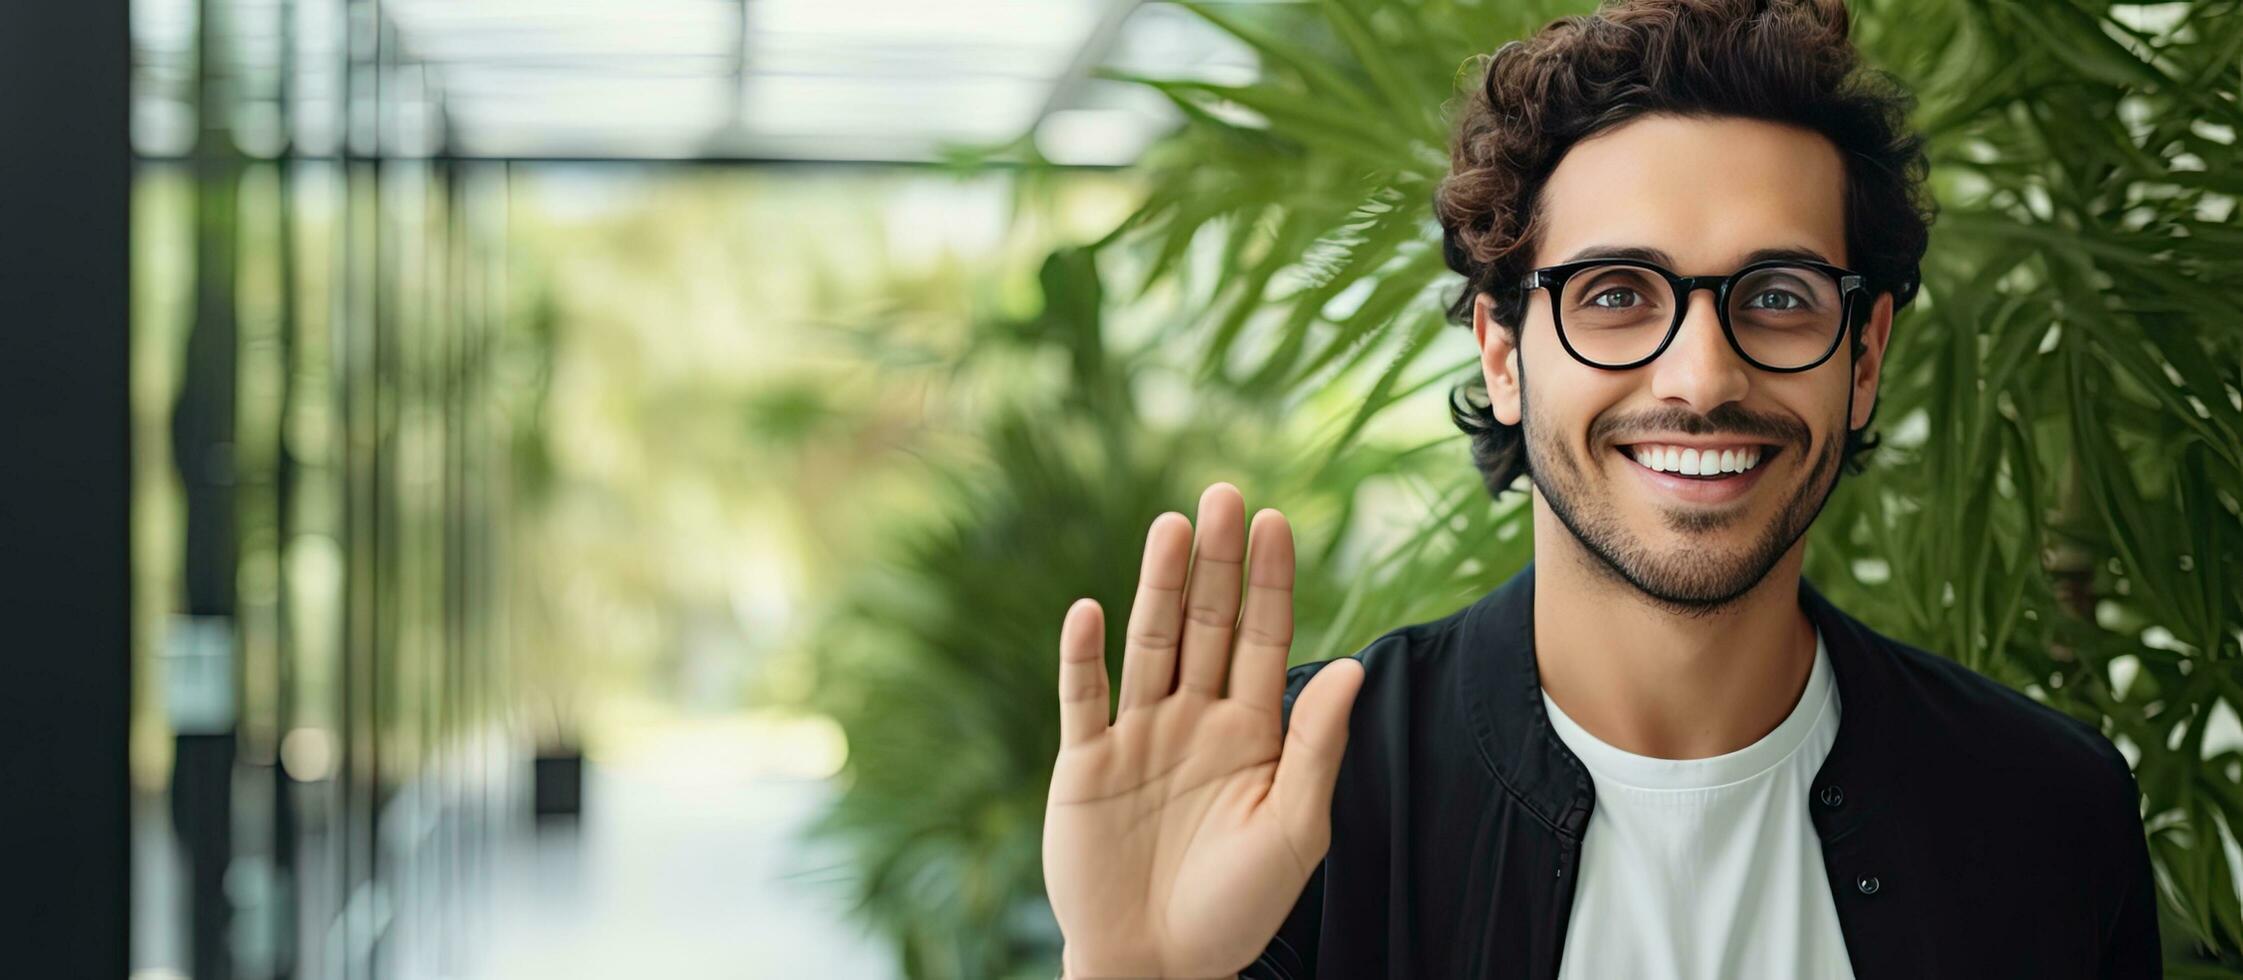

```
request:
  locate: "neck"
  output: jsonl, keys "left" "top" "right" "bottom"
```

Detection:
{"left": 1528, "top": 506, "right": 1819, "bottom": 761}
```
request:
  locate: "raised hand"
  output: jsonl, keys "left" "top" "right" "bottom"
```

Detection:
{"left": 1043, "top": 483, "right": 1365, "bottom": 979}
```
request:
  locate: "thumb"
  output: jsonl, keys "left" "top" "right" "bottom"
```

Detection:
{"left": 1268, "top": 658, "right": 1364, "bottom": 861}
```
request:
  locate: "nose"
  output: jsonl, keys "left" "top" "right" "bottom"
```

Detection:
{"left": 1647, "top": 287, "right": 1750, "bottom": 414}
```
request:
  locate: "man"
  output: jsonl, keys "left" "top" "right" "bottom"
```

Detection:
{"left": 1041, "top": 0, "right": 2160, "bottom": 977}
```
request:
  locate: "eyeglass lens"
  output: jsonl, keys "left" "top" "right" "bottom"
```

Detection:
{"left": 1556, "top": 264, "right": 1843, "bottom": 368}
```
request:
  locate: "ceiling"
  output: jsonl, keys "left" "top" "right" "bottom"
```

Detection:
{"left": 132, "top": 0, "right": 1262, "bottom": 165}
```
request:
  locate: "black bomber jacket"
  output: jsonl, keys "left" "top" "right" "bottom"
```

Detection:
{"left": 1245, "top": 560, "right": 2161, "bottom": 979}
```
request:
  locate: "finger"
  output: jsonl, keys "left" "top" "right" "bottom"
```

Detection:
{"left": 1117, "top": 511, "right": 1191, "bottom": 713}
{"left": 1227, "top": 508, "right": 1295, "bottom": 712}
{"left": 1175, "top": 483, "right": 1248, "bottom": 698}
{"left": 1269, "top": 658, "right": 1364, "bottom": 859}
{"left": 1057, "top": 598, "right": 1110, "bottom": 746}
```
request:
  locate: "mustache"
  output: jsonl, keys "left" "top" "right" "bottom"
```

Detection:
{"left": 1591, "top": 406, "right": 1804, "bottom": 448}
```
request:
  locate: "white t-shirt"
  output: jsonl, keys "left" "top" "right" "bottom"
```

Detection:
{"left": 1541, "top": 626, "right": 1855, "bottom": 980}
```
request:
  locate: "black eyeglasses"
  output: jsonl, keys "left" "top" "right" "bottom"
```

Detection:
{"left": 1516, "top": 257, "right": 1872, "bottom": 372}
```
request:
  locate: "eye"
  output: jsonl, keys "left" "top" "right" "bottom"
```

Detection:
{"left": 1588, "top": 287, "right": 1642, "bottom": 309}
{"left": 1744, "top": 288, "right": 1807, "bottom": 311}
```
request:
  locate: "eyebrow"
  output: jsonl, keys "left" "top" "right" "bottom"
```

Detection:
{"left": 1556, "top": 244, "right": 1836, "bottom": 269}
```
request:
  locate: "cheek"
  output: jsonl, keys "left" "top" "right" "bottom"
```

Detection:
{"left": 1811, "top": 368, "right": 1856, "bottom": 426}
{"left": 1560, "top": 381, "right": 1638, "bottom": 457}
{"left": 1779, "top": 386, "right": 1848, "bottom": 455}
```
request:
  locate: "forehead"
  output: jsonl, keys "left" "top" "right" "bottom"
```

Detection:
{"left": 1534, "top": 113, "right": 1848, "bottom": 271}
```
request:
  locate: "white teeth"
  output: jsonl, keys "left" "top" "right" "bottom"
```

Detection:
{"left": 1630, "top": 444, "right": 1766, "bottom": 476}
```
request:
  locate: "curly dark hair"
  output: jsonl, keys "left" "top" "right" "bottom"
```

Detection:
{"left": 1434, "top": 0, "right": 1935, "bottom": 501}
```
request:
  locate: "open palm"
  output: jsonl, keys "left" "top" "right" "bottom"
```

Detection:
{"left": 1044, "top": 483, "right": 1365, "bottom": 979}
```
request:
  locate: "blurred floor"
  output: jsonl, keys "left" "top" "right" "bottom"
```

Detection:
{"left": 472, "top": 721, "right": 895, "bottom": 980}
{"left": 132, "top": 792, "right": 187, "bottom": 978}
{"left": 130, "top": 717, "right": 891, "bottom": 978}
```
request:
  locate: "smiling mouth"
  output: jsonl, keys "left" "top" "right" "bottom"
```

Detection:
{"left": 1612, "top": 443, "right": 1783, "bottom": 480}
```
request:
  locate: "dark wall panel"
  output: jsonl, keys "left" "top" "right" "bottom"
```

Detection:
{"left": 0, "top": 0, "right": 133, "bottom": 975}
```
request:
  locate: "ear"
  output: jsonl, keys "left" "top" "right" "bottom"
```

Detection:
{"left": 1849, "top": 290, "right": 1895, "bottom": 432}
{"left": 1474, "top": 292, "right": 1523, "bottom": 426}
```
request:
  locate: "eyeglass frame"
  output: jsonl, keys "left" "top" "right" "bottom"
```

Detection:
{"left": 1515, "top": 257, "right": 1872, "bottom": 373}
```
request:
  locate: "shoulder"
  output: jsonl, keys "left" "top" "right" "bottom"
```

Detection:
{"left": 1278, "top": 602, "right": 1474, "bottom": 723}
{"left": 1865, "top": 626, "right": 2151, "bottom": 930}
{"left": 1870, "top": 628, "right": 2137, "bottom": 809}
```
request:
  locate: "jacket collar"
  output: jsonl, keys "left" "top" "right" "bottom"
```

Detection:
{"left": 1457, "top": 558, "right": 1894, "bottom": 842}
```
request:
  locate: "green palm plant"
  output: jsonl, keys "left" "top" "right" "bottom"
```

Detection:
{"left": 1069, "top": 0, "right": 2243, "bottom": 970}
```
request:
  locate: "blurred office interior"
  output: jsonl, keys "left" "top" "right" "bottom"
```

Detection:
{"left": 63, "top": 0, "right": 1274, "bottom": 976}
